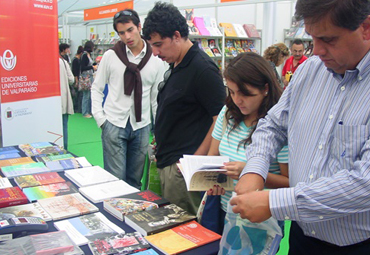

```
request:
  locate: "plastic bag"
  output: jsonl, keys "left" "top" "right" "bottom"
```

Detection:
{"left": 218, "top": 192, "right": 283, "bottom": 255}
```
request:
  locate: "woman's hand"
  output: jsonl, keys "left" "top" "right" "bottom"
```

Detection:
{"left": 223, "top": 161, "right": 246, "bottom": 180}
{"left": 206, "top": 185, "right": 225, "bottom": 196}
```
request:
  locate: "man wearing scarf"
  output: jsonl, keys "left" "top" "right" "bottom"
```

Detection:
{"left": 91, "top": 9, "right": 166, "bottom": 190}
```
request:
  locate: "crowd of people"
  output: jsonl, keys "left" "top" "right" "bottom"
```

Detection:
{"left": 58, "top": 0, "right": 370, "bottom": 254}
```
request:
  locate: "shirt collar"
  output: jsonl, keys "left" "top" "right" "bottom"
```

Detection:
{"left": 125, "top": 39, "right": 147, "bottom": 58}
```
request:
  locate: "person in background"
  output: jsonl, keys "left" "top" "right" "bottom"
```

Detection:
{"left": 59, "top": 53, "right": 74, "bottom": 150}
{"left": 206, "top": 53, "right": 288, "bottom": 251}
{"left": 59, "top": 43, "right": 71, "bottom": 64}
{"left": 281, "top": 39, "right": 308, "bottom": 88}
{"left": 80, "top": 40, "right": 97, "bottom": 118}
{"left": 143, "top": 2, "right": 226, "bottom": 215}
{"left": 71, "top": 45, "right": 84, "bottom": 113}
{"left": 263, "top": 42, "right": 290, "bottom": 88}
{"left": 231, "top": 0, "right": 370, "bottom": 254}
{"left": 91, "top": 9, "right": 166, "bottom": 190}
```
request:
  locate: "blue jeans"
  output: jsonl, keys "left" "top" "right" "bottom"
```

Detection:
{"left": 82, "top": 90, "right": 91, "bottom": 116}
{"left": 101, "top": 120, "right": 150, "bottom": 190}
{"left": 62, "top": 114, "right": 69, "bottom": 150}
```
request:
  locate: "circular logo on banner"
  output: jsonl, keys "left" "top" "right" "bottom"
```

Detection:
{"left": 0, "top": 50, "right": 17, "bottom": 71}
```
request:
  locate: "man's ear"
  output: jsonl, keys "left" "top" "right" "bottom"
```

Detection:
{"left": 361, "top": 15, "right": 370, "bottom": 40}
{"left": 173, "top": 31, "right": 181, "bottom": 41}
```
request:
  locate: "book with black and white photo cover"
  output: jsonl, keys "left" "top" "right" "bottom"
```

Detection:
{"left": 79, "top": 180, "right": 139, "bottom": 203}
{"left": 54, "top": 212, "right": 125, "bottom": 246}
{"left": 0, "top": 202, "right": 52, "bottom": 221}
{"left": 178, "top": 155, "right": 233, "bottom": 191}
{"left": 124, "top": 204, "right": 197, "bottom": 236}
{"left": 65, "top": 166, "right": 118, "bottom": 187}
{"left": 88, "top": 231, "right": 151, "bottom": 255}
{"left": 37, "top": 193, "right": 98, "bottom": 221}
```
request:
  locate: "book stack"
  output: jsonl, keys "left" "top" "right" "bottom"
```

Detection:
{"left": 0, "top": 187, "right": 28, "bottom": 208}
{"left": 124, "top": 204, "right": 197, "bottom": 236}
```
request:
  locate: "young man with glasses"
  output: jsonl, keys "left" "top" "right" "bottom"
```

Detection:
{"left": 91, "top": 9, "right": 166, "bottom": 190}
{"left": 143, "top": 2, "right": 226, "bottom": 215}
{"left": 281, "top": 39, "right": 308, "bottom": 88}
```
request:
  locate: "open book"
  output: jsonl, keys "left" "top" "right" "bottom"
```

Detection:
{"left": 178, "top": 155, "right": 234, "bottom": 191}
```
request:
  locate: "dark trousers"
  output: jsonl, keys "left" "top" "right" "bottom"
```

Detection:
{"left": 289, "top": 221, "right": 370, "bottom": 255}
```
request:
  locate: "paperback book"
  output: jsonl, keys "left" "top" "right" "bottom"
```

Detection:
{"left": 88, "top": 231, "right": 151, "bottom": 255}
{"left": 37, "top": 193, "right": 99, "bottom": 221}
{"left": 23, "top": 181, "right": 78, "bottom": 202}
{"left": 107, "top": 190, "right": 170, "bottom": 207}
{"left": 124, "top": 204, "right": 197, "bottom": 236}
{"left": 0, "top": 146, "right": 19, "bottom": 155}
{"left": 0, "top": 157, "right": 35, "bottom": 167}
{"left": 0, "top": 153, "right": 21, "bottom": 160}
{"left": 46, "top": 158, "right": 82, "bottom": 172}
{"left": 0, "top": 230, "right": 83, "bottom": 255}
{"left": 178, "top": 155, "right": 233, "bottom": 191}
{"left": 14, "top": 172, "right": 65, "bottom": 189}
{"left": 0, "top": 178, "right": 12, "bottom": 189}
{"left": 65, "top": 166, "right": 118, "bottom": 187}
{"left": 54, "top": 212, "right": 125, "bottom": 246}
{"left": 103, "top": 198, "right": 159, "bottom": 221}
{"left": 79, "top": 180, "right": 139, "bottom": 203}
{"left": 1, "top": 162, "right": 50, "bottom": 178}
{"left": 0, "top": 187, "right": 28, "bottom": 208}
{"left": 0, "top": 202, "right": 52, "bottom": 221}
{"left": 145, "top": 220, "right": 221, "bottom": 254}
{"left": 35, "top": 153, "right": 75, "bottom": 163}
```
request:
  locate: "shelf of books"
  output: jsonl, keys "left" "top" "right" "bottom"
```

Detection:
{"left": 0, "top": 142, "right": 220, "bottom": 255}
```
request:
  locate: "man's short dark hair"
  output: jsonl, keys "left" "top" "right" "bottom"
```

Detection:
{"left": 59, "top": 43, "right": 70, "bottom": 53}
{"left": 292, "top": 39, "right": 305, "bottom": 47}
{"left": 143, "top": 2, "right": 189, "bottom": 41}
{"left": 295, "top": 0, "right": 370, "bottom": 31}
{"left": 113, "top": 8, "right": 140, "bottom": 32}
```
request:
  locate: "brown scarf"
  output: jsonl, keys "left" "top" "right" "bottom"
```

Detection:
{"left": 112, "top": 40, "right": 152, "bottom": 122}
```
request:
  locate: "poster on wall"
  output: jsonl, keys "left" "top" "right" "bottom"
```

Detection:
{"left": 0, "top": 0, "right": 62, "bottom": 147}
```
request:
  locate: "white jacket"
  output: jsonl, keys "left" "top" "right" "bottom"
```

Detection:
{"left": 59, "top": 58, "right": 74, "bottom": 115}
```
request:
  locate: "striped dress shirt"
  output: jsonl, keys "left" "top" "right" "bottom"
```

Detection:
{"left": 241, "top": 52, "right": 370, "bottom": 246}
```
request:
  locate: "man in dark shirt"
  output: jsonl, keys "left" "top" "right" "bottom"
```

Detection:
{"left": 143, "top": 2, "right": 226, "bottom": 215}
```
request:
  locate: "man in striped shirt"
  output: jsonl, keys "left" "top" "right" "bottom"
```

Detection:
{"left": 231, "top": 0, "right": 370, "bottom": 254}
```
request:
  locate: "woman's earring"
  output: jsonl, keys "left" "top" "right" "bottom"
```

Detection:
{"left": 265, "top": 91, "right": 268, "bottom": 95}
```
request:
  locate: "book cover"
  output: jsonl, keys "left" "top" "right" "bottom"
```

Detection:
{"left": 0, "top": 202, "right": 52, "bottom": 221}
{"left": 54, "top": 212, "right": 125, "bottom": 246}
{"left": 0, "top": 187, "right": 28, "bottom": 208}
{"left": 35, "top": 153, "right": 74, "bottom": 163}
{"left": 193, "top": 17, "right": 210, "bottom": 36}
{"left": 65, "top": 166, "right": 118, "bottom": 187}
{"left": 37, "top": 193, "right": 98, "bottom": 221}
{"left": 88, "top": 232, "right": 151, "bottom": 255}
{"left": 0, "top": 152, "right": 21, "bottom": 160}
{"left": 145, "top": 220, "right": 221, "bottom": 254}
{"left": 135, "top": 249, "right": 159, "bottom": 255}
{"left": 0, "top": 157, "right": 35, "bottom": 167}
{"left": 178, "top": 155, "right": 233, "bottom": 191}
{"left": 219, "top": 22, "right": 237, "bottom": 37}
{"left": 14, "top": 172, "right": 65, "bottom": 189}
{"left": 103, "top": 198, "right": 159, "bottom": 221}
{"left": 109, "top": 190, "right": 170, "bottom": 207}
{"left": 233, "top": 23, "right": 248, "bottom": 38}
{"left": 124, "top": 204, "right": 197, "bottom": 236}
{"left": 23, "top": 181, "right": 78, "bottom": 202}
{"left": 79, "top": 180, "right": 139, "bottom": 203}
{"left": 1, "top": 162, "right": 49, "bottom": 178}
{"left": 243, "top": 24, "right": 260, "bottom": 38}
{"left": 0, "top": 146, "right": 19, "bottom": 155}
{"left": 46, "top": 158, "right": 82, "bottom": 172}
{"left": 0, "top": 178, "right": 12, "bottom": 189}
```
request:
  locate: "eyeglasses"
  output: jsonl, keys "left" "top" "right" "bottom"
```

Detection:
{"left": 114, "top": 10, "right": 133, "bottom": 20}
{"left": 158, "top": 68, "right": 172, "bottom": 92}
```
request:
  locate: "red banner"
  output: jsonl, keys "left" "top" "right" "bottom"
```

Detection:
{"left": 0, "top": 0, "right": 59, "bottom": 104}
{"left": 84, "top": 1, "right": 134, "bottom": 21}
